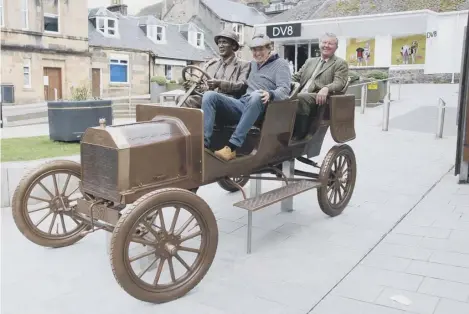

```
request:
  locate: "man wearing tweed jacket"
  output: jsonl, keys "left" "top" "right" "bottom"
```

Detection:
{"left": 291, "top": 33, "right": 349, "bottom": 140}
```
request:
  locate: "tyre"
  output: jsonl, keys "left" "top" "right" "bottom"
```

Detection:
{"left": 109, "top": 188, "right": 218, "bottom": 303}
{"left": 217, "top": 177, "right": 249, "bottom": 193}
{"left": 11, "top": 160, "right": 89, "bottom": 248}
{"left": 317, "top": 144, "right": 357, "bottom": 217}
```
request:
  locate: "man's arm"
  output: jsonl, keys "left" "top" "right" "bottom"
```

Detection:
{"left": 325, "top": 59, "right": 349, "bottom": 93}
{"left": 218, "top": 61, "right": 251, "bottom": 95}
{"left": 268, "top": 60, "right": 292, "bottom": 101}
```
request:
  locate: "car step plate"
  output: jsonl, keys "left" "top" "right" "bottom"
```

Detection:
{"left": 233, "top": 180, "right": 322, "bottom": 212}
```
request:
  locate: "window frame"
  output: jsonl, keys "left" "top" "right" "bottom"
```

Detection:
{"left": 196, "top": 32, "right": 204, "bottom": 48}
{"left": 147, "top": 25, "right": 165, "bottom": 43}
{"left": 232, "top": 23, "right": 244, "bottom": 45}
{"left": 22, "top": 0, "right": 29, "bottom": 30}
{"left": 43, "top": 0, "right": 59, "bottom": 34}
{"left": 23, "top": 59, "right": 31, "bottom": 88}
{"left": 0, "top": 0, "right": 4, "bottom": 28}
{"left": 109, "top": 54, "right": 129, "bottom": 84}
{"left": 164, "top": 64, "right": 172, "bottom": 80}
{"left": 96, "top": 17, "right": 118, "bottom": 37}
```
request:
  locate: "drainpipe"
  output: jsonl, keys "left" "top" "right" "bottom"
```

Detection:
{"left": 148, "top": 52, "right": 152, "bottom": 94}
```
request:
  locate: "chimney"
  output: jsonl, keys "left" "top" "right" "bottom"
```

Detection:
{"left": 107, "top": 0, "right": 128, "bottom": 16}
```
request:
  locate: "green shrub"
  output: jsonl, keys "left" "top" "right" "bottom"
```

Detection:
{"left": 151, "top": 76, "right": 167, "bottom": 85}
{"left": 365, "top": 70, "right": 389, "bottom": 80}
{"left": 169, "top": 79, "right": 177, "bottom": 83}
{"left": 348, "top": 70, "right": 360, "bottom": 82}
{"left": 70, "top": 85, "right": 92, "bottom": 101}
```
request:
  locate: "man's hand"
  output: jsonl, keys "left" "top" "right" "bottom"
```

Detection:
{"left": 182, "top": 80, "right": 192, "bottom": 90}
{"left": 316, "top": 87, "right": 329, "bottom": 105}
{"left": 260, "top": 90, "right": 270, "bottom": 104}
{"left": 207, "top": 79, "right": 221, "bottom": 90}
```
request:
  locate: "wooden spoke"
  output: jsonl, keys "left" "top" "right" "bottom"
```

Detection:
{"left": 175, "top": 215, "right": 195, "bottom": 236}
{"left": 138, "top": 257, "right": 159, "bottom": 279}
{"left": 35, "top": 211, "right": 52, "bottom": 227}
{"left": 48, "top": 213, "right": 58, "bottom": 234}
{"left": 180, "top": 230, "right": 202, "bottom": 242}
{"left": 153, "top": 258, "right": 165, "bottom": 285}
{"left": 167, "top": 258, "right": 177, "bottom": 283}
{"left": 175, "top": 253, "right": 191, "bottom": 271}
{"left": 129, "top": 249, "right": 157, "bottom": 263}
{"left": 61, "top": 174, "right": 71, "bottom": 195}
{"left": 169, "top": 207, "right": 180, "bottom": 234}
{"left": 178, "top": 246, "right": 200, "bottom": 254}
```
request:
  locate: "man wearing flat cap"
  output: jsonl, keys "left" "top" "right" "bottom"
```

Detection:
{"left": 180, "top": 29, "right": 251, "bottom": 108}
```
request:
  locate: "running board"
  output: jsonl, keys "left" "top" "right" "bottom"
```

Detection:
{"left": 233, "top": 180, "right": 322, "bottom": 212}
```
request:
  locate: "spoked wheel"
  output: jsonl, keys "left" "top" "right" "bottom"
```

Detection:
{"left": 110, "top": 188, "right": 218, "bottom": 303}
{"left": 11, "top": 160, "right": 89, "bottom": 248}
{"left": 317, "top": 144, "right": 357, "bottom": 217}
{"left": 217, "top": 176, "right": 249, "bottom": 193}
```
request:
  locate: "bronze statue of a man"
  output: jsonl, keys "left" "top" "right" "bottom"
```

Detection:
{"left": 181, "top": 30, "right": 251, "bottom": 108}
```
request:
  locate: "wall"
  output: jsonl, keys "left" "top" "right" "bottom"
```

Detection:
{"left": 90, "top": 47, "right": 150, "bottom": 98}
{"left": 1, "top": 50, "right": 90, "bottom": 104}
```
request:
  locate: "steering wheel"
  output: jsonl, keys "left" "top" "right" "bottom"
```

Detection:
{"left": 176, "top": 65, "right": 213, "bottom": 106}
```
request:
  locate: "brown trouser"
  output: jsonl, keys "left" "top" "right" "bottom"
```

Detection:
{"left": 297, "top": 92, "right": 318, "bottom": 116}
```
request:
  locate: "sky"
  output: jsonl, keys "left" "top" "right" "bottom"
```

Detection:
{"left": 87, "top": 0, "right": 161, "bottom": 15}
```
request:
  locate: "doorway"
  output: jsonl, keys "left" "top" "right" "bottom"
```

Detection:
{"left": 43, "top": 67, "right": 62, "bottom": 101}
{"left": 91, "top": 68, "right": 101, "bottom": 98}
{"left": 283, "top": 42, "right": 319, "bottom": 72}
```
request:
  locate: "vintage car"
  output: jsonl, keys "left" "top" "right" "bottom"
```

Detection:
{"left": 11, "top": 65, "right": 357, "bottom": 304}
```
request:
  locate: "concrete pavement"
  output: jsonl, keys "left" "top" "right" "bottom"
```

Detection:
{"left": 1, "top": 84, "right": 466, "bottom": 314}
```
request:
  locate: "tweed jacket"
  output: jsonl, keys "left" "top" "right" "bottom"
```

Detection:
{"left": 292, "top": 54, "right": 349, "bottom": 94}
{"left": 182, "top": 55, "right": 251, "bottom": 108}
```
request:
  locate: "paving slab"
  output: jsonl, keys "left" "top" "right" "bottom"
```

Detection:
{"left": 1, "top": 84, "right": 465, "bottom": 314}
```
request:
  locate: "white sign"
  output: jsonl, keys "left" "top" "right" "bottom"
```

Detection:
{"left": 43, "top": 76, "right": 49, "bottom": 86}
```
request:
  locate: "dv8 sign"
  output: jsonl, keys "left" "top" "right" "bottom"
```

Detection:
{"left": 266, "top": 23, "right": 301, "bottom": 38}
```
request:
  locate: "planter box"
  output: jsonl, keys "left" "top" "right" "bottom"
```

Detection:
{"left": 365, "top": 81, "right": 388, "bottom": 104}
{"left": 47, "top": 100, "right": 113, "bottom": 142}
{"left": 166, "top": 83, "right": 182, "bottom": 91}
{"left": 150, "top": 83, "right": 166, "bottom": 102}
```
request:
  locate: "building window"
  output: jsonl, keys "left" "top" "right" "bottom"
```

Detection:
{"left": 221, "top": 21, "right": 226, "bottom": 30}
{"left": 43, "top": 0, "right": 59, "bottom": 33}
{"left": 23, "top": 59, "right": 31, "bottom": 88}
{"left": 97, "top": 17, "right": 117, "bottom": 37}
{"left": 0, "top": 0, "right": 4, "bottom": 27}
{"left": 22, "top": 0, "right": 29, "bottom": 29}
{"left": 165, "top": 65, "right": 172, "bottom": 80}
{"left": 110, "top": 56, "right": 129, "bottom": 84}
{"left": 196, "top": 32, "right": 204, "bottom": 48}
{"left": 147, "top": 25, "right": 164, "bottom": 43}
{"left": 232, "top": 23, "right": 244, "bottom": 44}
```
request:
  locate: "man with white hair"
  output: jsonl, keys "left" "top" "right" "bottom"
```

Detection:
{"left": 291, "top": 32, "right": 349, "bottom": 140}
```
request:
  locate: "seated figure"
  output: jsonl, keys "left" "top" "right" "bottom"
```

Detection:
{"left": 180, "top": 30, "right": 250, "bottom": 108}
{"left": 202, "top": 33, "right": 292, "bottom": 161}
{"left": 291, "top": 32, "right": 349, "bottom": 140}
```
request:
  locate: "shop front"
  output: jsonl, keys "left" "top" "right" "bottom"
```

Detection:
{"left": 255, "top": 9, "right": 468, "bottom": 81}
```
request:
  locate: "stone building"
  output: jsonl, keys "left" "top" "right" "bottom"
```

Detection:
{"left": 140, "top": 0, "right": 267, "bottom": 61}
{"left": 1, "top": 0, "right": 91, "bottom": 105}
{"left": 88, "top": 5, "right": 215, "bottom": 99}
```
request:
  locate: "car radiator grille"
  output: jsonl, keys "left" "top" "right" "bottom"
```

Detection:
{"left": 81, "top": 143, "right": 119, "bottom": 201}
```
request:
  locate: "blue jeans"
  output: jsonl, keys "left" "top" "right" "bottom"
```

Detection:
{"left": 202, "top": 91, "right": 265, "bottom": 148}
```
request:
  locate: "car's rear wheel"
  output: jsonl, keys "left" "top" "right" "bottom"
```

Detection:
{"left": 109, "top": 188, "right": 218, "bottom": 303}
{"left": 217, "top": 177, "right": 249, "bottom": 193}
{"left": 12, "top": 160, "right": 89, "bottom": 248}
{"left": 317, "top": 144, "right": 357, "bottom": 217}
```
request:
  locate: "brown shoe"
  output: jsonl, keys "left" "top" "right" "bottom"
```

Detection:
{"left": 215, "top": 146, "right": 236, "bottom": 161}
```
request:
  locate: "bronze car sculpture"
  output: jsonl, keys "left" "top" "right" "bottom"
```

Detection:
{"left": 11, "top": 65, "right": 357, "bottom": 304}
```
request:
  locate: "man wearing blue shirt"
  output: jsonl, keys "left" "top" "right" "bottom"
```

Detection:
{"left": 202, "top": 34, "right": 292, "bottom": 161}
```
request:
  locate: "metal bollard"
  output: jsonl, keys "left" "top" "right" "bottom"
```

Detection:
{"left": 436, "top": 98, "right": 446, "bottom": 138}
{"left": 382, "top": 82, "right": 391, "bottom": 131}
{"left": 360, "top": 84, "right": 367, "bottom": 114}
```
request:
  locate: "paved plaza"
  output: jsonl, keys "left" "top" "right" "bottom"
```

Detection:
{"left": 1, "top": 84, "right": 468, "bottom": 314}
